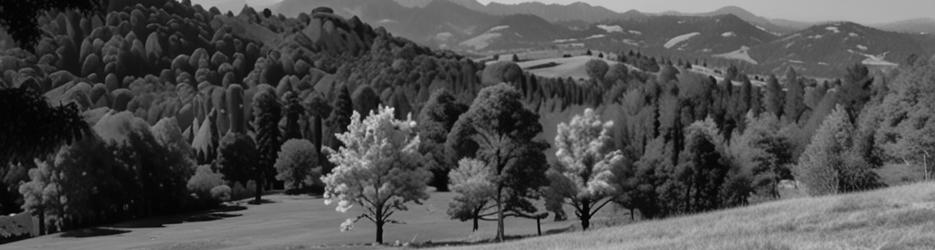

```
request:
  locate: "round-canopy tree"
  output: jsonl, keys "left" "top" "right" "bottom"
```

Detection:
{"left": 321, "top": 106, "right": 430, "bottom": 244}
{"left": 274, "top": 139, "right": 320, "bottom": 193}
{"left": 544, "top": 108, "right": 624, "bottom": 230}
{"left": 446, "top": 83, "right": 549, "bottom": 242}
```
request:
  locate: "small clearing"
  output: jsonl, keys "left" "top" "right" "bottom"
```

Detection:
{"left": 664, "top": 32, "right": 700, "bottom": 49}
{"left": 517, "top": 56, "right": 620, "bottom": 79}
{"left": 585, "top": 34, "right": 606, "bottom": 40}
{"left": 459, "top": 33, "right": 501, "bottom": 50}
{"left": 488, "top": 25, "right": 509, "bottom": 32}
{"left": 713, "top": 46, "right": 758, "bottom": 65}
{"left": 597, "top": 24, "right": 623, "bottom": 33}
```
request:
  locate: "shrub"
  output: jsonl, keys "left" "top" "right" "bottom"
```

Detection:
{"left": 210, "top": 185, "right": 232, "bottom": 202}
{"left": 274, "top": 139, "right": 320, "bottom": 192}
{"left": 187, "top": 165, "right": 225, "bottom": 201}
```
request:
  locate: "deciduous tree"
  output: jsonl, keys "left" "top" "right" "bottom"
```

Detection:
{"left": 274, "top": 139, "right": 320, "bottom": 192}
{"left": 321, "top": 106, "right": 429, "bottom": 244}
{"left": 544, "top": 109, "right": 624, "bottom": 230}
{"left": 446, "top": 83, "right": 549, "bottom": 241}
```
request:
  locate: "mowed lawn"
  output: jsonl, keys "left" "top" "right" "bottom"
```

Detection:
{"left": 444, "top": 182, "right": 935, "bottom": 250}
{"left": 1, "top": 190, "right": 624, "bottom": 250}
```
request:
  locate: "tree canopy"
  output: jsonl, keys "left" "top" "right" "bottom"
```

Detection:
{"left": 321, "top": 106, "right": 429, "bottom": 244}
{"left": 544, "top": 108, "right": 624, "bottom": 230}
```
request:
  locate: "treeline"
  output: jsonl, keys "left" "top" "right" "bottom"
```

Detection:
{"left": 2, "top": 0, "right": 934, "bottom": 244}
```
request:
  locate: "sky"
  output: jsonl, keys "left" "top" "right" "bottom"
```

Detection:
{"left": 475, "top": 0, "right": 935, "bottom": 23}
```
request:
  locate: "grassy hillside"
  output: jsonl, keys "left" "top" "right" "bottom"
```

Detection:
{"left": 446, "top": 182, "right": 935, "bottom": 250}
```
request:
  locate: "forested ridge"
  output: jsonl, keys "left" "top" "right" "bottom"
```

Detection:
{"left": 0, "top": 0, "right": 933, "bottom": 246}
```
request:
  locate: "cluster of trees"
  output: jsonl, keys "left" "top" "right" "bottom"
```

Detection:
{"left": 0, "top": 0, "right": 508, "bottom": 236}
{"left": 3, "top": 0, "right": 934, "bottom": 245}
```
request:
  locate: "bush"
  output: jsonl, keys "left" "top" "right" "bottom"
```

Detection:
{"left": 274, "top": 139, "right": 320, "bottom": 192}
{"left": 210, "top": 185, "right": 232, "bottom": 202}
{"left": 585, "top": 59, "right": 609, "bottom": 81}
{"left": 481, "top": 61, "right": 522, "bottom": 85}
{"left": 230, "top": 181, "right": 257, "bottom": 201}
{"left": 187, "top": 165, "right": 225, "bottom": 202}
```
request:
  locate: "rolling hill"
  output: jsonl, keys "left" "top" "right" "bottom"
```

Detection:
{"left": 458, "top": 14, "right": 594, "bottom": 52}
{"left": 573, "top": 14, "right": 778, "bottom": 60}
{"left": 662, "top": 6, "right": 795, "bottom": 35}
{"left": 272, "top": 0, "right": 498, "bottom": 49}
{"left": 749, "top": 22, "right": 930, "bottom": 76}
{"left": 873, "top": 18, "right": 935, "bottom": 35}
{"left": 447, "top": 182, "right": 935, "bottom": 250}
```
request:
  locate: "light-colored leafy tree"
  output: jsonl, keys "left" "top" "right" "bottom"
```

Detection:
{"left": 796, "top": 106, "right": 850, "bottom": 195}
{"left": 187, "top": 165, "right": 226, "bottom": 204}
{"left": 796, "top": 106, "right": 882, "bottom": 195}
{"left": 447, "top": 158, "right": 497, "bottom": 232}
{"left": 321, "top": 106, "right": 429, "bottom": 244}
{"left": 544, "top": 108, "right": 623, "bottom": 230}
{"left": 274, "top": 139, "right": 320, "bottom": 192}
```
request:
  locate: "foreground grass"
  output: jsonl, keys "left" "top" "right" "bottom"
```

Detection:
{"left": 447, "top": 182, "right": 935, "bottom": 250}
{"left": 1, "top": 191, "right": 591, "bottom": 249}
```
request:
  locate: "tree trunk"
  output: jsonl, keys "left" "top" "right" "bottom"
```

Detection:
{"left": 254, "top": 176, "right": 263, "bottom": 204}
{"left": 37, "top": 209, "right": 45, "bottom": 236}
{"left": 472, "top": 216, "right": 479, "bottom": 232}
{"left": 376, "top": 220, "right": 384, "bottom": 244}
{"left": 496, "top": 187, "right": 504, "bottom": 242}
{"left": 375, "top": 202, "right": 385, "bottom": 244}
{"left": 580, "top": 199, "right": 591, "bottom": 230}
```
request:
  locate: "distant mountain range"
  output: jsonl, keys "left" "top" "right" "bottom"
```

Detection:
{"left": 236, "top": 0, "right": 935, "bottom": 77}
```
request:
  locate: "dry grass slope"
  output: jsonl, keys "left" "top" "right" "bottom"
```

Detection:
{"left": 446, "top": 182, "right": 935, "bottom": 250}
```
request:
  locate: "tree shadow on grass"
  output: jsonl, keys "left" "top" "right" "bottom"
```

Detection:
{"left": 183, "top": 213, "right": 242, "bottom": 222}
{"left": 412, "top": 226, "right": 576, "bottom": 248}
{"left": 61, "top": 227, "right": 130, "bottom": 238}
{"left": 110, "top": 205, "right": 247, "bottom": 228}
{"left": 246, "top": 198, "right": 277, "bottom": 205}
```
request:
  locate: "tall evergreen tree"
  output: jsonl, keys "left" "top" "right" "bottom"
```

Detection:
{"left": 281, "top": 91, "right": 303, "bottom": 140}
{"left": 325, "top": 85, "right": 353, "bottom": 169}
{"left": 252, "top": 89, "right": 282, "bottom": 203}
{"left": 783, "top": 68, "right": 805, "bottom": 123}
{"left": 764, "top": 75, "right": 784, "bottom": 118}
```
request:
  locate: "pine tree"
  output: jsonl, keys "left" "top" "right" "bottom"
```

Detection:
{"left": 252, "top": 89, "right": 282, "bottom": 203}
{"left": 783, "top": 68, "right": 805, "bottom": 123}
{"left": 764, "top": 75, "right": 784, "bottom": 118}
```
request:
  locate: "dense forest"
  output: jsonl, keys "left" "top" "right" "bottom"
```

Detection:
{"left": 1, "top": 0, "right": 934, "bottom": 244}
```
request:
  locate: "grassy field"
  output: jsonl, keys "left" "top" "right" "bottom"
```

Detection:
{"left": 0, "top": 190, "right": 627, "bottom": 250}
{"left": 444, "top": 182, "right": 935, "bottom": 250}
{"left": 4, "top": 181, "right": 931, "bottom": 249}
{"left": 516, "top": 56, "right": 620, "bottom": 80}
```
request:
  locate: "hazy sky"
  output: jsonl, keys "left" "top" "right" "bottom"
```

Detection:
{"left": 476, "top": 0, "right": 935, "bottom": 23}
